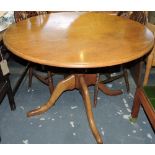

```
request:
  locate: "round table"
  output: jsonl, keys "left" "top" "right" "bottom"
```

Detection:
{"left": 3, "top": 12, "right": 154, "bottom": 144}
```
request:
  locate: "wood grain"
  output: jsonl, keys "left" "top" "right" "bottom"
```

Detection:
{"left": 3, "top": 12, "right": 154, "bottom": 68}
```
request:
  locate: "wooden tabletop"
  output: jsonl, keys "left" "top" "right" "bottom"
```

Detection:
{"left": 3, "top": 12, "right": 154, "bottom": 68}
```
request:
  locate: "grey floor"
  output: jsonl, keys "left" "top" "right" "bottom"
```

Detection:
{"left": 0, "top": 58, "right": 155, "bottom": 144}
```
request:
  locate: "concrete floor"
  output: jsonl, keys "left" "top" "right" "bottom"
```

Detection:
{"left": 0, "top": 58, "right": 155, "bottom": 144}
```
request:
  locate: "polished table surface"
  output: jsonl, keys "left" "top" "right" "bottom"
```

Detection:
{"left": 3, "top": 12, "right": 154, "bottom": 144}
{"left": 3, "top": 12, "right": 154, "bottom": 68}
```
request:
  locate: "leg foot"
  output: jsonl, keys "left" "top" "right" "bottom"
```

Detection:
{"left": 27, "top": 75, "right": 76, "bottom": 117}
{"left": 98, "top": 83, "right": 122, "bottom": 96}
{"left": 129, "top": 116, "right": 137, "bottom": 123}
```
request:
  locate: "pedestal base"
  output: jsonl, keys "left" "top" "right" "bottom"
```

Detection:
{"left": 27, "top": 74, "right": 122, "bottom": 144}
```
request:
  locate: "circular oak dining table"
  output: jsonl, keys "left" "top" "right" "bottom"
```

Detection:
{"left": 3, "top": 12, "right": 154, "bottom": 144}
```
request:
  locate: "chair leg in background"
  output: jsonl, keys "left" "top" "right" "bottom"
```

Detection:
{"left": 6, "top": 78, "right": 16, "bottom": 110}
{"left": 48, "top": 71, "right": 54, "bottom": 94}
{"left": 28, "top": 66, "right": 33, "bottom": 89}
{"left": 123, "top": 69, "right": 130, "bottom": 92}
{"left": 94, "top": 73, "right": 100, "bottom": 107}
{"left": 143, "top": 52, "right": 154, "bottom": 86}
{"left": 130, "top": 89, "right": 140, "bottom": 122}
